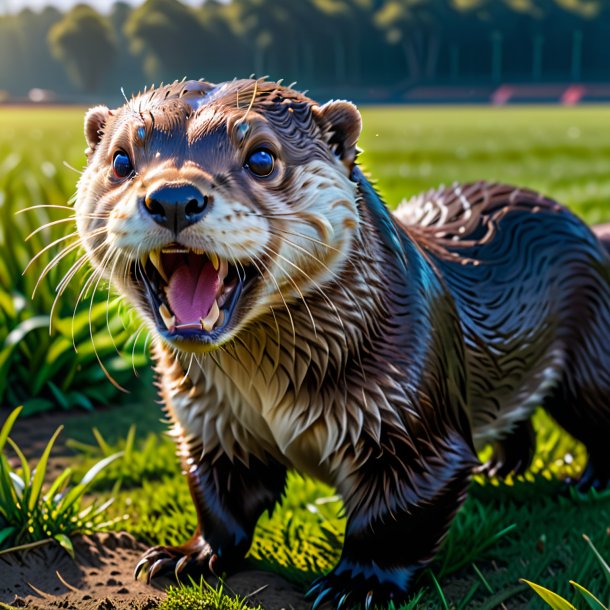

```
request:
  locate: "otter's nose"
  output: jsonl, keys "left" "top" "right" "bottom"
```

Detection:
{"left": 142, "top": 185, "right": 208, "bottom": 234}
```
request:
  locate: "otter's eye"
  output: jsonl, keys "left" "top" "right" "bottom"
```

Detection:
{"left": 112, "top": 151, "right": 133, "bottom": 179}
{"left": 245, "top": 149, "right": 274, "bottom": 177}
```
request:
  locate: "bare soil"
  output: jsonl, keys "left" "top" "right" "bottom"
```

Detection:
{"left": 0, "top": 532, "right": 307, "bottom": 610}
{"left": 0, "top": 532, "right": 163, "bottom": 610}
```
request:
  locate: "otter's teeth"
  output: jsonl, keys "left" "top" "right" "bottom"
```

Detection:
{"left": 149, "top": 250, "right": 169, "bottom": 282}
{"left": 200, "top": 300, "right": 220, "bottom": 331}
{"left": 218, "top": 259, "right": 228, "bottom": 282}
{"left": 159, "top": 303, "right": 175, "bottom": 330}
{"left": 209, "top": 252, "right": 220, "bottom": 271}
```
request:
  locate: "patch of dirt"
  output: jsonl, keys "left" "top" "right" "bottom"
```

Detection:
{"left": 0, "top": 532, "right": 162, "bottom": 610}
{"left": 223, "top": 571, "right": 308, "bottom": 610}
{"left": 0, "top": 532, "right": 307, "bottom": 610}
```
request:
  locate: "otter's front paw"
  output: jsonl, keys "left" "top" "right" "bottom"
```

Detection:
{"left": 306, "top": 561, "right": 418, "bottom": 610}
{"left": 134, "top": 537, "right": 217, "bottom": 584}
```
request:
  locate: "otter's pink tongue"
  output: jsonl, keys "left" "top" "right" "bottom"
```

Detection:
{"left": 166, "top": 259, "right": 220, "bottom": 324}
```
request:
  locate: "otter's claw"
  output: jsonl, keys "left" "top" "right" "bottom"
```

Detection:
{"left": 174, "top": 554, "right": 190, "bottom": 579}
{"left": 311, "top": 587, "right": 333, "bottom": 610}
{"left": 337, "top": 592, "right": 350, "bottom": 610}
{"left": 134, "top": 538, "right": 214, "bottom": 585}
{"left": 149, "top": 558, "right": 168, "bottom": 581}
{"left": 134, "top": 558, "right": 149, "bottom": 581}
{"left": 306, "top": 563, "right": 417, "bottom": 610}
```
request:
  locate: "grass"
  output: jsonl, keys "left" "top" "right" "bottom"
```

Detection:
{"left": 0, "top": 406, "right": 121, "bottom": 557}
{"left": 158, "top": 579, "right": 264, "bottom": 610}
{"left": 1, "top": 104, "right": 610, "bottom": 608}
{"left": 0, "top": 109, "right": 147, "bottom": 415}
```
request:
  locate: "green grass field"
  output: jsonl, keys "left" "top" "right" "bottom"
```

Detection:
{"left": 1, "top": 105, "right": 610, "bottom": 609}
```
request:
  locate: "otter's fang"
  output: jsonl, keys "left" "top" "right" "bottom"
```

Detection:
{"left": 136, "top": 246, "right": 255, "bottom": 336}
{"left": 201, "top": 300, "right": 220, "bottom": 331}
{"left": 159, "top": 303, "right": 176, "bottom": 330}
{"left": 149, "top": 250, "right": 169, "bottom": 282}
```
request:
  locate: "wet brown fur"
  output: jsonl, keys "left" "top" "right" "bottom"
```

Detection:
{"left": 74, "top": 79, "right": 610, "bottom": 607}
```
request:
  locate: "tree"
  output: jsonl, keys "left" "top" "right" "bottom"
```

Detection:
{"left": 125, "top": 0, "right": 215, "bottom": 81}
{"left": 374, "top": 0, "right": 450, "bottom": 83}
{"left": 48, "top": 4, "right": 117, "bottom": 93}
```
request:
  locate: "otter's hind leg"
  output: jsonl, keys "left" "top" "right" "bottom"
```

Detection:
{"left": 307, "top": 430, "right": 476, "bottom": 608}
{"left": 136, "top": 448, "right": 286, "bottom": 583}
{"left": 539, "top": 243, "right": 610, "bottom": 492}
{"left": 543, "top": 313, "right": 610, "bottom": 491}
{"left": 481, "top": 419, "right": 536, "bottom": 479}
{"left": 544, "top": 380, "right": 610, "bottom": 492}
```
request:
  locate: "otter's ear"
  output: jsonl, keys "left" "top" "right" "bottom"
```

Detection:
{"left": 313, "top": 100, "right": 362, "bottom": 168}
{"left": 84, "top": 105, "right": 110, "bottom": 156}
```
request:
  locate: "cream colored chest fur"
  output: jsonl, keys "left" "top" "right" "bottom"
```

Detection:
{"left": 158, "top": 326, "right": 345, "bottom": 485}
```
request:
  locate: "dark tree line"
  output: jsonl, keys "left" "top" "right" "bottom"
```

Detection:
{"left": 0, "top": 0, "right": 608, "bottom": 100}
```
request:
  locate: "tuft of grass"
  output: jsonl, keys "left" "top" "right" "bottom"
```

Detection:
{"left": 68, "top": 424, "right": 180, "bottom": 490}
{"left": 0, "top": 406, "right": 124, "bottom": 557}
{"left": 523, "top": 534, "right": 610, "bottom": 610}
{"left": 157, "top": 579, "right": 264, "bottom": 610}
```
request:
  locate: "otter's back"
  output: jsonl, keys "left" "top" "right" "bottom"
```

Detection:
{"left": 394, "top": 182, "right": 610, "bottom": 446}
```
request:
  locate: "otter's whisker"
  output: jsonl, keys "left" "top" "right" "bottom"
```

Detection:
{"left": 259, "top": 244, "right": 318, "bottom": 339}
{"left": 24, "top": 227, "right": 106, "bottom": 275}
{"left": 103, "top": 251, "right": 125, "bottom": 358}
{"left": 23, "top": 231, "right": 81, "bottom": 274}
{"left": 263, "top": 229, "right": 360, "bottom": 340}
{"left": 32, "top": 237, "right": 93, "bottom": 298}
{"left": 54, "top": 244, "right": 99, "bottom": 298}
{"left": 66, "top": 244, "right": 110, "bottom": 342}
{"left": 17, "top": 204, "right": 77, "bottom": 215}
{"left": 63, "top": 160, "right": 84, "bottom": 176}
{"left": 264, "top": 224, "right": 343, "bottom": 255}
{"left": 88, "top": 259, "right": 129, "bottom": 393}
{"left": 248, "top": 252, "right": 296, "bottom": 343}
{"left": 49, "top": 253, "right": 94, "bottom": 334}
{"left": 264, "top": 220, "right": 367, "bottom": 284}
{"left": 25, "top": 216, "right": 78, "bottom": 241}
{"left": 130, "top": 322, "right": 147, "bottom": 377}
{"left": 25, "top": 214, "right": 110, "bottom": 241}
{"left": 178, "top": 354, "right": 196, "bottom": 387}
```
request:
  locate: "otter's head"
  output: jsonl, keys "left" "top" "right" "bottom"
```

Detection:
{"left": 76, "top": 79, "right": 362, "bottom": 352}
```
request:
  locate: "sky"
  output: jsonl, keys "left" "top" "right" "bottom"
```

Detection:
{"left": 2, "top": 0, "right": 204, "bottom": 13}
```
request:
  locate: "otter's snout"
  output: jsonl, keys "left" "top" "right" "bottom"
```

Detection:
{"left": 142, "top": 184, "right": 209, "bottom": 234}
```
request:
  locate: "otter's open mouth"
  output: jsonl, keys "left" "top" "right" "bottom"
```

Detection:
{"left": 134, "top": 245, "right": 257, "bottom": 343}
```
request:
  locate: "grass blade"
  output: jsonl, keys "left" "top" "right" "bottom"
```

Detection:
{"left": 53, "top": 533, "right": 75, "bottom": 559}
{"left": 7, "top": 437, "right": 30, "bottom": 483}
{"left": 0, "top": 406, "right": 22, "bottom": 453}
{"left": 79, "top": 451, "right": 123, "bottom": 486}
{"left": 583, "top": 535, "right": 610, "bottom": 588}
{"left": 27, "top": 425, "right": 63, "bottom": 512}
{"left": 570, "top": 581, "right": 608, "bottom": 610}
{"left": 521, "top": 579, "right": 577, "bottom": 610}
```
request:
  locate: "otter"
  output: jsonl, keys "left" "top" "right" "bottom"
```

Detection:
{"left": 75, "top": 79, "right": 610, "bottom": 608}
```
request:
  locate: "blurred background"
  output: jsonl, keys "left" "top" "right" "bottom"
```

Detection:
{"left": 0, "top": 0, "right": 609, "bottom": 105}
